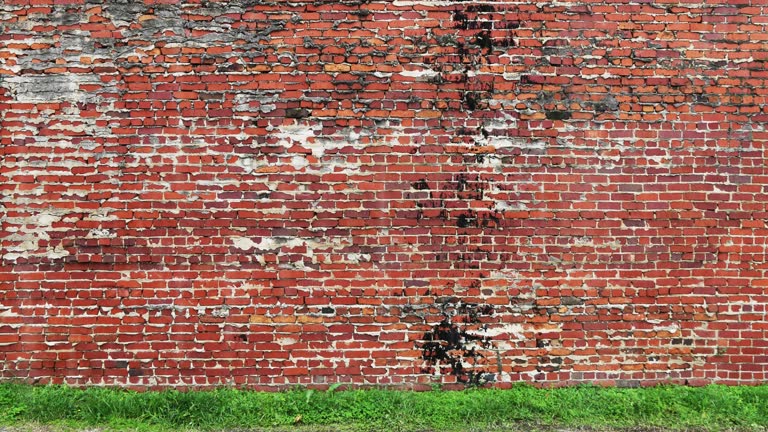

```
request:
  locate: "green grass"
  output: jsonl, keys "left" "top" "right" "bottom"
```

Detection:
{"left": 1, "top": 382, "right": 767, "bottom": 431}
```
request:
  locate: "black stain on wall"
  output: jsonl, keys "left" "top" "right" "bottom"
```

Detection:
{"left": 417, "top": 298, "right": 497, "bottom": 385}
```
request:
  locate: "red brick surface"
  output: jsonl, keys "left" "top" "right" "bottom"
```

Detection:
{"left": 1, "top": 0, "right": 767, "bottom": 388}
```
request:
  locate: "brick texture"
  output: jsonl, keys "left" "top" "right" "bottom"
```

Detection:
{"left": 1, "top": 0, "right": 767, "bottom": 389}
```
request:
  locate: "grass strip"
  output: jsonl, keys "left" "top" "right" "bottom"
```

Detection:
{"left": 1, "top": 382, "right": 767, "bottom": 431}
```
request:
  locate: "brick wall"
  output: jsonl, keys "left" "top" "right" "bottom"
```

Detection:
{"left": 1, "top": 0, "right": 766, "bottom": 389}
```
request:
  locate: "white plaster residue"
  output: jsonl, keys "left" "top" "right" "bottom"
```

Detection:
{"left": 487, "top": 183, "right": 529, "bottom": 212}
{"left": 234, "top": 91, "right": 280, "bottom": 114}
{"left": 45, "top": 245, "right": 70, "bottom": 260}
{"left": 304, "top": 127, "right": 368, "bottom": 158}
{"left": 290, "top": 155, "right": 309, "bottom": 170}
{"left": 345, "top": 253, "right": 371, "bottom": 264}
{"left": 87, "top": 228, "right": 116, "bottom": 239}
{"left": 479, "top": 323, "right": 528, "bottom": 339}
{"left": 275, "top": 123, "right": 321, "bottom": 150}
{"left": 236, "top": 156, "right": 270, "bottom": 174}
{"left": 393, "top": 0, "right": 469, "bottom": 5}
{"left": 645, "top": 154, "right": 672, "bottom": 167}
{"left": 232, "top": 236, "right": 304, "bottom": 251}
{"left": 729, "top": 55, "right": 754, "bottom": 64}
{"left": 87, "top": 207, "right": 118, "bottom": 221}
{"left": 210, "top": 305, "right": 230, "bottom": 318}
{"left": 3, "top": 74, "right": 103, "bottom": 103}
{"left": 35, "top": 213, "right": 61, "bottom": 227}
{"left": 652, "top": 322, "right": 680, "bottom": 335}
{"left": 491, "top": 137, "right": 547, "bottom": 151}
{"left": 1, "top": 211, "right": 69, "bottom": 261}
{"left": 232, "top": 237, "right": 259, "bottom": 251}
{"left": 399, "top": 68, "right": 440, "bottom": 79}
{"left": 493, "top": 200, "right": 526, "bottom": 212}
{"left": 480, "top": 155, "right": 503, "bottom": 169}
{"left": 489, "top": 269, "right": 522, "bottom": 281}
{"left": 276, "top": 337, "right": 298, "bottom": 346}
{"left": 303, "top": 237, "right": 351, "bottom": 251}
{"left": 48, "top": 122, "right": 87, "bottom": 134}
{"left": 483, "top": 115, "right": 517, "bottom": 133}
{"left": 572, "top": 236, "right": 592, "bottom": 246}
{"left": 314, "top": 155, "right": 361, "bottom": 174}
{"left": 597, "top": 150, "right": 622, "bottom": 162}
{"left": 571, "top": 236, "right": 622, "bottom": 250}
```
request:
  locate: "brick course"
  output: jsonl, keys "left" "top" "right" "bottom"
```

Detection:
{"left": 1, "top": 0, "right": 767, "bottom": 389}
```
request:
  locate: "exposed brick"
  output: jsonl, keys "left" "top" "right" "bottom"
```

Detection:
{"left": 0, "top": 0, "right": 766, "bottom": 390}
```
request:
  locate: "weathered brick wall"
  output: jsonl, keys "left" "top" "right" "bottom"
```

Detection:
{"left": 1, "top": 0, "right": 766, "bottom": 389}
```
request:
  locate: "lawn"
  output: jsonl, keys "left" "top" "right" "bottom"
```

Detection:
{"left": 1, "top": 382, "right": 766, "bottom": 431}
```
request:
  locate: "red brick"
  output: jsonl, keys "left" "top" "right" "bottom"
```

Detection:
{"left": 0, "top": 0, "right": 763, "bottom": 390}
